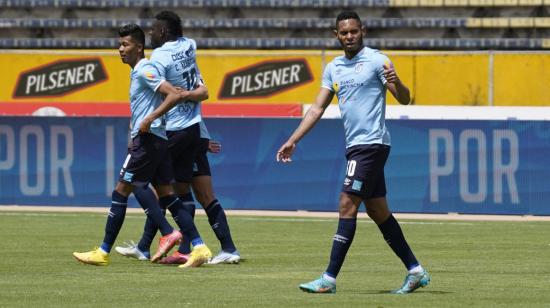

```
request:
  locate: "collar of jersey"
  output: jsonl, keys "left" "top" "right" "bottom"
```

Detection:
{"left": 161, "top": 37, "right": 187, "bottom": 47}
{"left": 336, "top": 46, "right": 371, "bottom": 65}
{"left": 132, "top": 58, "right": 148, "bottom": 72}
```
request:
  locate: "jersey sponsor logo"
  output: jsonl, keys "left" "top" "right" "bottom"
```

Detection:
{"left": 352, "top": 179, "right": 363, "bottom": 191}
{"left": 122, "top": 171, "right": 134, "bottom": 182}
{"left": 13, "top": 58, "right": 107, "bottom": 98}
{"left": 171, "top": 46, "right": 195, "bottom": 61}
{"left": 218, "top": 58, "right": 313, "bottom": 99}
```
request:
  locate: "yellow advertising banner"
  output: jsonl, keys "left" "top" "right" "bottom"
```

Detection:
{"left": 0, "top": 50, "right": 131, "bottom": 115}
{"left": 0, "top": 50, "right": 548, "bottom": 116}
{"left": 197, "top": 50, "right": 325, "bottom": 104}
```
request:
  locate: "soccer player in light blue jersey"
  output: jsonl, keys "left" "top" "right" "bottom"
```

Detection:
{"left": 73, "top": 24, "right": 192, "bottom": 266}
{"left": 277, "top": 11, "right": 430, "bottom": 294}
{"left": 130, "top": 11, "right": 238, "bottom": 267}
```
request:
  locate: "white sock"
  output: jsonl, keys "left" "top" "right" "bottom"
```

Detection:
{"left": 408, "top": 265, "right": 424, "bottom": 275}
{"left": 322, "top": 273, "right": 337, "bottom": 284}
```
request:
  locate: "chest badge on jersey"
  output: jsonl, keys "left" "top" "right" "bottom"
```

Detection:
{"left": 354, "top": 63, "right": 363, "bottom": 73}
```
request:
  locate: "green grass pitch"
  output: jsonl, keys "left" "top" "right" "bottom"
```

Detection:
{"left": 0, "top": 211, "right": 549, "bottom": 307}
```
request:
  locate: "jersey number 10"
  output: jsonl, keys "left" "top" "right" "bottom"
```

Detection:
{"left": 181, "top": 68, "right": 197, "bottom": 90}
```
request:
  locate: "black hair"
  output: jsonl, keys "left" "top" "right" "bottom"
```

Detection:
{"left": 155, "top": 11, "right": 183, "bottom": 37}
{"left": 335, "top": 11, "right": 362, "bottom": 28}
{"left": 118, "top": 23, "right": 145, "bottom": 46}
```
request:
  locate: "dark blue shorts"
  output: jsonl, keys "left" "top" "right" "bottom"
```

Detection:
{"left": 119, "top": 133, "right": 174, "bottom": 188}
{"left": 193, "top": 138, "right": 211, "bottom": 177}
{"left": 167, "top": 123, "right": 201, "bottom": 183}
{"left": 341, "top": 144, "right": 390, "bottom": 199}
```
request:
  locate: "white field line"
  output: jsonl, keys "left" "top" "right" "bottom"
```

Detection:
{"left": 1, "top": 205, "right": 549, "bottom": 222}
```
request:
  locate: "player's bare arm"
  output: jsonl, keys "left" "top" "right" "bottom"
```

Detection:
{"left": 139, "top": 81, "right": 183, "bottom": 133}
{"left": 175, "top": 84, "right": 209, "bottom": 102}
{"left": 276, "top": 88, "right": 334, "bottom": 163}
{"left": 384, "top": 64, "right": 411, "bottom": 105}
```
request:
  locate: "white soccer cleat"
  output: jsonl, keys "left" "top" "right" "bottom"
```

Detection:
{"left": 114, "top": 241, "right": 149, "bottom": 261}
{"left": 208, "top": 250, "right": 241, "bottom": 264}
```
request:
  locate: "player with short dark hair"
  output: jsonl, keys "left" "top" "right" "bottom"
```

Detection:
{"left": 277, "top": 11, "right": 430, "bottom": 294}
{"left": 72, "top": 23, "right": 190, "bottom": 266}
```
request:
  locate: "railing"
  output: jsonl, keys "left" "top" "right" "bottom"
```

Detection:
{"left": 0, "top": 0, "right": 545, "bottom": 8}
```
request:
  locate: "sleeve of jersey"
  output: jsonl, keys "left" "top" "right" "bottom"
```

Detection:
{"left": 193, "top": 65, "right": 205, "bottom": 88}
{"left": 190, "top": 39, "right": 206, "bottom": 87}
{"left": 139, "top": 63, "right": 164, "bottom": 92}
{"left": 375, "top": 53, "right": 391, "bottom": 85}
{"left": 321, "top": 63, "right": 334, "bottom": 92}
{"left": 150, "top": 50, "right": 169, "bottom": 81}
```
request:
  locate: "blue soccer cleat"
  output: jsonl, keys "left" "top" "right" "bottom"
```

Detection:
{"left": 299, "top": 276, "right": 336, "bottom": 294}
{"left": 391, "top": 269, "right": 431, "bottom": 294}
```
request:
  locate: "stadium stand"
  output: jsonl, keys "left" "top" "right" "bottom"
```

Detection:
{"left": 0, "top": 0, "right": 548, "bottom": 49}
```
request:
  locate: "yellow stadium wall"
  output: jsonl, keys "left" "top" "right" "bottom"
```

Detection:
{"left": 0, "top": 50, "right": 548, "bottom": 109}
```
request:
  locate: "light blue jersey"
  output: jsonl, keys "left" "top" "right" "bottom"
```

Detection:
{"left": 129, "top": 58, "right": 166, "bottom": 139}
{"left": 150, "top": 37, "right": 203, "bottom": 131}
{"left": 322, "top": 46, "right": 391, "bottom": 148}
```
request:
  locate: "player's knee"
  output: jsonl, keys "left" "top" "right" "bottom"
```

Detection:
{"left": 339, "top": 195, "right": 359, "bottom": 217}
{"left": 174, "top": 182, "right": 191, "bottom": 195}
{"left": 114, "top": 182, "right": 132, "bottom": 197}
{"left": 155, "top": 184, "right": 175, "bottom": 198}
{"left": 194, "top": 191, "right": 215, "bottom": 208}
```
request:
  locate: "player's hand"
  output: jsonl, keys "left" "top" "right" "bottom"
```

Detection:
{"left": 208, "top": 140, "right": 222, "bottom": 153}
{"left": 139, "top": 115, "right": 154, "bottom": 134}
{"left": 383, "top": 62, "right": 400, "bottom": 84}
{"left": 276, "top": 141, "right": 296, "bottom": 163}
{"left": 175, "top": 87, "right": 190, "bottom": 100}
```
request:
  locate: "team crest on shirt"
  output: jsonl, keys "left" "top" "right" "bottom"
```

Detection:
{"left": 354, "top": 63, "right": 363, "bottom": 73}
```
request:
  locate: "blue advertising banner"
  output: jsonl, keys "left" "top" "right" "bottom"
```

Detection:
{"left": 0, "top": 117, "right": 548, "bottom": 215}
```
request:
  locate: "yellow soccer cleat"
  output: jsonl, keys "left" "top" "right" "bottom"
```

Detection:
{"left": 178, "top": 245, "right": 212, "bottom": 268}
{"left": 73, "top": 247, "right": 110, "bottom": 266}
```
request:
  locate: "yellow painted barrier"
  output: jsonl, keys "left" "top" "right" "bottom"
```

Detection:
{"left": 494, "top": 54, "right": 550, "bottom": 106}
{"left": 412, "top": 53, "right": 489, "bottom": 105}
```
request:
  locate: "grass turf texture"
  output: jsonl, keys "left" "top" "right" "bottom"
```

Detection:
{"left": 1, "top": 211, "right": 549, "bottom": 307}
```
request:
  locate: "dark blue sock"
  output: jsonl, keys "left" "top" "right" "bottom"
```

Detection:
{"left": 377, "top": 214, "right": 419, "bottom": 270}
{"left": 136, "top": 217, "right": 155, "bottom": 258}
{"left": 101, "top": 190, "right": 128, "bottom": 253}
{"left": 133, "top": 186, "right": 173, "bottom": 236}
{"left": 325, "top": 217, "right": 356, "bottom": 278}
{"left": 176, "top": 193, "right": 196, "bottom": 254}
{"left": 159, "top": 194, "right": 204, "bottom": 247}
{"left": 206, "top": 199, "right": 236, "bottom": 253}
